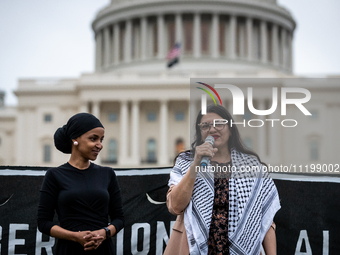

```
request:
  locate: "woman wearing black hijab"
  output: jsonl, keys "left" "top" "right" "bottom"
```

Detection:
{"left": 37, "top": 113, "right": 124, "bottom": 254}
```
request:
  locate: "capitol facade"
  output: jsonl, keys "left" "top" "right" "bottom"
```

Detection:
{"left": 0, "top": 0, "right": 339, "bottom": 168}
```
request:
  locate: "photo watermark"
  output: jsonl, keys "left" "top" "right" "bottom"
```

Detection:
{"left": 190, "top": 78, "right": 340, "bottom": 178}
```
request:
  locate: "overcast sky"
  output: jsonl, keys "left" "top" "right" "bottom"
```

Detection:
{"left": 0, "top": 0, "right": 339, "bottom": 106}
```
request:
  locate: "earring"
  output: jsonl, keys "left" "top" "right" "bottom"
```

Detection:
{"left": 73, "top": 141, "right": 78, "bottom": 146}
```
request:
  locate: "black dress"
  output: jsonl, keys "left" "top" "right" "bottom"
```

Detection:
{"left": 37, "top": 162, "right": 124, "bottom": 255}
{"left": 208, "top": 161, "right": 231, "bottom": 255}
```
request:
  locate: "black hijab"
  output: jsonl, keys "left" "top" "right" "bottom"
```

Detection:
{"left": 54, "top": 113, "right": 104, "bottom": 154}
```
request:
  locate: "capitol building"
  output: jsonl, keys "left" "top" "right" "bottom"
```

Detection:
{"left": 0, "top": 0, "right": 339, "bottom": 168}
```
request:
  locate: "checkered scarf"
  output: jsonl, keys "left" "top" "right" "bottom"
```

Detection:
{"left": 168, "top": 148, "right": 281, "bottom": 255}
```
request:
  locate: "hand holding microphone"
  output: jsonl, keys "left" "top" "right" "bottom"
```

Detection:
{"left": 197, "top": 136, "right": 216, "bottom": 167}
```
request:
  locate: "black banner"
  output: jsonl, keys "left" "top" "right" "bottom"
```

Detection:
{"left": 1, "top": 168, "right": 340, "bottom": 254}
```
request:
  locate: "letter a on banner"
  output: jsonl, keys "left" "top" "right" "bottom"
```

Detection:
{"left": 295, "top": 230, "right": 312, "bottom": 255}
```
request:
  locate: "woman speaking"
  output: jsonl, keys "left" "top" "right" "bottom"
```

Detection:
{"left": 37, "top": 113, "right": 124, "bottom": 254}
{"left": 167, "top": 105, "right": 280, "bottom": 255}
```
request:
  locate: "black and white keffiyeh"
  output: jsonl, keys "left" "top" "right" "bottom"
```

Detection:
{"left": 168, "top": 148, "right": 281, "bottom": 255}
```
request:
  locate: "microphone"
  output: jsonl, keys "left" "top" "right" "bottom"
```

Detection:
{"left": 200, "top": 136, "right": 215, "bottom": 167}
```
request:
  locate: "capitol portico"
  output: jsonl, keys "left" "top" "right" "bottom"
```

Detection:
{"left": 0, "top": 0, "right": 339, "bottom": 169}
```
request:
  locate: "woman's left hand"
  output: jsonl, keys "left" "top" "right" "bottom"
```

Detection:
{"left": 83, "top": 229, "right": 106, "bottom": 251}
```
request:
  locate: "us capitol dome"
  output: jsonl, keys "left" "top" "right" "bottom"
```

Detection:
{"left": 92, "top": 0, "right": 295, "bottom": 75}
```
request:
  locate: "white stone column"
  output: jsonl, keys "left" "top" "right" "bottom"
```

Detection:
{"left": 157, "top": 15, "right": 165, "bottom": 59}
{"left": 28, "top": 108, "right": 36, "bottom": 165}
{"left": 104, "top": 27, "right": 111, "bottom": 68}
{"left": 246, "top": 17, "right": 253, "bottom": 61}
{"left": 327, "top": 105, "right": 337, "bottom": 164}
{"left": 288, "top": 31, "right": 293, "bottom": 71}
{"left": 261, "top": 20, "right": 268, "bottom": 63}
{"left": 93, "top": 102, "right": 102, "bottom": 164}
{"left": 268, "top": 105, "right": 280, "bottom": 164}
{"left": 229, "top": 15, "right": 236, "bottom": 59}
{"left": 119, "top": 101, "right": 129, "bottom": 165}
{"left": 281, "top": 28, "right": 287, "bottom": 68}
{"left": 211, "top": 13, "right": 219, "bottom": 58}
{"left": 111, "top": 26, "right": 115, "bottom": 64}
{"left": 131, "top": 100, "right": 140, "bottom": 165}
{"left": 188, "top": 100, "right": 193, "bottom": 140}
{"left": 124, "top": 19, "right": 132, "bottom": 63}
{"left": 159, "top": 100, "right": 168, "bottom": 165}
{"left": 193, "top": 13, "right": 201, "bottom": 58}
{"left": 114, "top": 23, "right": 120, "bottom": 65}
{"left": 226, "top": 100, "right": 233, "bottom": 115}
{"left": 133, "top": 24, "right": 141, "bottom": 60}
{"left": 80, "top": 101, "right": 88, "bottom": 113}
{"left": 92, "top": 101, "right": 100, "bottom": 118}
{"left": 16, "top": 108, "right": 35, "bottom": 164}
{"left": 95, "top": 30, "right": 102, "bottom": 71}
{"left": 175, "top": 13, "right": 182, "bottom": 43}
{"left": 239, "top": 22, "right": 245, "bottom": 58}
{"left": 257, "top": 100, "right": 266, "bottom": 159}
{"left": 15, "top": 109, "right": 27, "bottom": 165}
{"left": 91, "top": 101, "right": 102, "bottom": 164}
{"left": 224, "top": 21, "right": 228, "bottom": 57}
{"left": 271, "top": 23, "right": 279, "bottom": 65}
{"left": 189, "top": 100, "right": 197, "bottom": 141}
{"left": 141, "top": 16, "right": 147, "bottom": 60}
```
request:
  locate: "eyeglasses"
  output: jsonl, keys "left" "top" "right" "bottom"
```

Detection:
{"left": 198, "top": 122, "right": 227, "bottom": 133}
